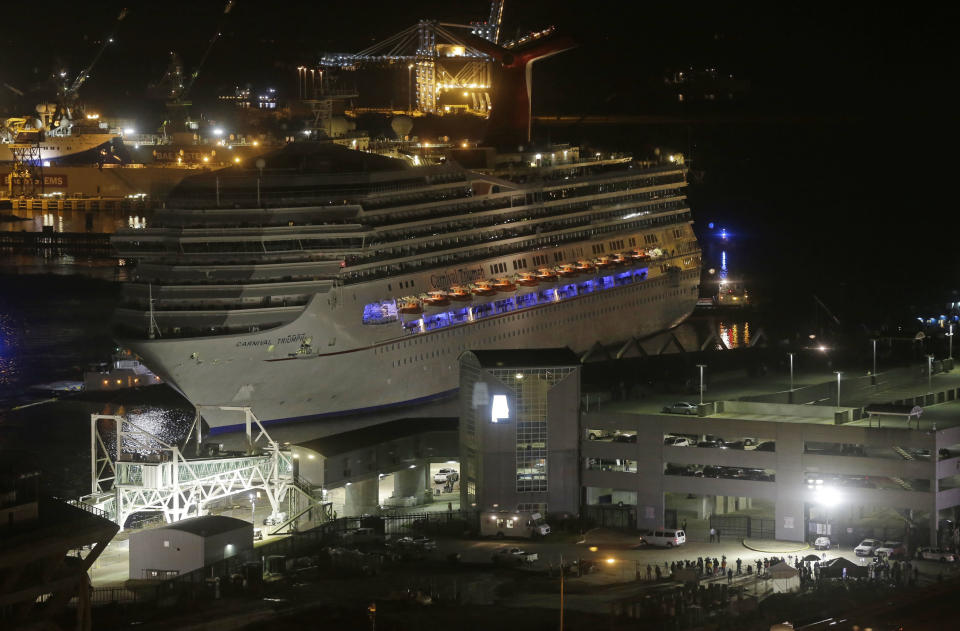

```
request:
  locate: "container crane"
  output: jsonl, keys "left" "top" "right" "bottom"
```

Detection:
{"left": 155, "top": 0, "right": 235, "bottom": 137}
{"left": 49, "top": 7, "right": 128, "bottom": 128}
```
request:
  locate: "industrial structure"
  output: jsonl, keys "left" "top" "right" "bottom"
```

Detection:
{"left": 82, "top": 407, "right": 330, "bottom": 535}
{"left": 316, "top": 0, "right": 575, "bottom": 145}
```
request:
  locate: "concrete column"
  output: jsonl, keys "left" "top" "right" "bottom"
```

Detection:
{"left": 714, "top": 495, "right": 725, "bottom": 515}
{"left": 344, "top": 479, "right": 379, "bottom": 516}
{"left": 698, "top": 496, "right": 711, "bottom": 520}
{"left": 394, "top": 465, "right": 427, "bottom": 501}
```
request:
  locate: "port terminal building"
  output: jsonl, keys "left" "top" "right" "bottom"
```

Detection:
{"left": 454, "top": 348, "right": 960, "bottom": 547}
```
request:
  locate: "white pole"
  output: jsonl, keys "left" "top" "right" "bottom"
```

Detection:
{"left": 788, "top": 353, "right": 794, "bottom": 393}
{"left": 835, "top": 371, "right": 842, "bottom": 409}
{"left": 949, "top": 325, "right": 954, "bottom": 361}
{"left": 697, "top": 364, "right": 706, "bottom": 405}
{"left": 928, "top": 355, "right": 934, "bottom": 393}
{"left": 872, "top": 339, "right": 877, "bottom": 377}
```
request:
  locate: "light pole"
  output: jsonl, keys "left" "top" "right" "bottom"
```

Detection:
{"left": 834, "top": 371, "right": 842, "bottom": 409}
{"left": 697, "top": 364, "right": 706, "bottom": 405}
{"left": 927, "top": 354, "right": 935, "bottom": 393}
{"left": 948, "top": 324, "right": 954, "bottom": 361}
{"left": 249, "top": 493, "right": 255, "bottom": 523}
{"left": 788, "top": 352, "right": 794, "bottom": 397}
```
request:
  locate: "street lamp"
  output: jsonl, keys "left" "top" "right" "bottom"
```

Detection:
{"left": 927, "top": 354, "right": 935, "bottom": 393}
{"left": 249, "top": 492, "right": 255, "bottom": 522}
{"left": 697, "top": 364, "right": 706, "bottom": 406}
{"left": 948, "top": 324, "right": 954, "bottom": 361}
{"left": 871, "top": 339, "right": 878, "bottom": 381}
{"left": 834, "top": 371, "right": 842, "bottom": 409}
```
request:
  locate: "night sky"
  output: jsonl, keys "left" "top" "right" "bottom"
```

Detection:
{"left": 2, "top": 1, "right": 956, "bottom": 323}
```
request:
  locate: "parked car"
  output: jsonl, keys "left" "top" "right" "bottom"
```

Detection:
{"left": 664, "top": 436, "right": 693, "bottom": 447}
{"left": 663, "top": 401, "right": 698, "bottom": 415}
{"left": 665, "top": 463, "right": 690, "bottom": 476}
{"left": 613, "top": 433, "right": 637, "bottom": 443}
{"left": 725, "top": 438, "right": 758, "bottom": 450}
{"left": 700, "top": 466, "right": 722, "bottom": 478}
{"left": 814, "top": 536, "right": 831, "bottom": 550}
{"left": 587, "top": 430, "right": 614, "bottom": 440}
{"left": 253, "top": 528, "right": 264, "bottom": 541}
{"left": 434, "top": 468, "right": 459, "bottom": 484}
{"left": 875, "top": 541, "right": 906, "bottom": 559}
{"left": 917, "top": 547, "right": 957, "bottom": 562}
{"left": 492, "top": 547, "right": 538, "bottom": 564}
{"left": 755, "top": 441, "right": 776, "bottom": 452}
{"left": 854, "top": 538, "right": 882, "bottom": 556}
{"left": 696, "top": 439, "right": 727, "bottom": 449}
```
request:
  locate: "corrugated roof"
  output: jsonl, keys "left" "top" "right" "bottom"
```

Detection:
{"left": 466, "top": 348, "right": 580, "bottom": 369}
{"left": 157, "top": 515, "right": 251, "bottom": 537}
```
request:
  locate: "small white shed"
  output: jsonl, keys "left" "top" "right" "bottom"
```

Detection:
{"left": 129, "top": 515, "right": 253, "bottom": 580}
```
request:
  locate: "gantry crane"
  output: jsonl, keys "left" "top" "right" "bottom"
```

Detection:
{"left": 152, "top": 0, "right": 235, "bottom": 137}
{"left": 47, "top": 7, "right": 128, "bottom": 131}
{"left": 319, "top": 1, "right": 506, "bottom": 116}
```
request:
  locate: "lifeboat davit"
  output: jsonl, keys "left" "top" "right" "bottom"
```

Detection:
{"left": 492, "top": 278, "right": 517, "bottom": 293}
{"left": 448, "top": 286, "right": 472, "bottom": 302}
{"left": 422, "top": 291, "right": 451, "bottom": 310}
{"left": 398, "top": 298, "right": 423, "bottom": 315}
{"left": 472, "top": 282, "right": 495, "bottom": 297}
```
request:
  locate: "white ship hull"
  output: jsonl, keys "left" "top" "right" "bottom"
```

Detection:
{"left": 128, "top": 263, "right": 699, "bottom": 434}
{"left": 0, "top": 133, "right": 116, "bottom": 162}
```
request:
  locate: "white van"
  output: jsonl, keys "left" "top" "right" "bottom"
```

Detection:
{"left": 642, "top": 529, "right": 686, "bottom": 548}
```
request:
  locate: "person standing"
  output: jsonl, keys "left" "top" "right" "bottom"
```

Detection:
{"left": 647, "top": 564, "right": 653, "bottom": 581}
{"left": 736, "top": 558, "right": 742, "bottom": 575}
{"left": 716, "top": 528, "right": 721, "bottom": 542}
{"left": 681, "top": 518, "right": 688, "bottom": 531}
{"left": 727, "top": 568, "right": 733, "bottom": 584}
{"left": 709, "top": 527, "right": 716, "bottom": 543}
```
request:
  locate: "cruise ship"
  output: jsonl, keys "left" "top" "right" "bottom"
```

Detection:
{"left": 112, "top": 143, "right": 701, "bottom": 433}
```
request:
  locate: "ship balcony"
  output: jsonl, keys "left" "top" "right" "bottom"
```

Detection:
{"left": 133, "top": 260, "right": 343, "bottom": 284}
{"left": 118, "top": 294, "right": 311, "bottom": 313}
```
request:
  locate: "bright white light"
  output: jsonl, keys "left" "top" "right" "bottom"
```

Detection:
{"left": 491, "top": 394, "right": 509, "bottom": 423}
{"left": 213, "top": 128, "right": 224, "bottom": 136}
{"left": 815, "top": 486, "right": 841, "bottom": 508}
{"left": 123, "top": 128, "right": 135, "bottom": 135}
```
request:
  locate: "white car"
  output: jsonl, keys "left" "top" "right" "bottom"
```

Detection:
{"left": 917, "top": 547, "right": 957, "bottom": 562}
{"left": 434, "top": 468, "right": 459, "bottom": 484}
{"left": 663, "top": 402, "right": 698, "bottom": 415}
{"left": 875, "top": 541, "right": 906, "bottom": 559}
{"left": 664, "top": 436, "right": 693, "bottom": 447}
{"left": 813, "top": 536, "right": 831, "bottom": 550}
{"left": 854, "top": 538, "right": 881, "bottom": 556}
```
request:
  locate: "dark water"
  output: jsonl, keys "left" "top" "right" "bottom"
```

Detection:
{"left": 0, "top": 273, "right": 193, "bottom": 498}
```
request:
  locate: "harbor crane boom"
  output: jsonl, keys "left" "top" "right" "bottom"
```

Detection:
{"left": 53, "top": 7, "right": 128, "bottom": 122}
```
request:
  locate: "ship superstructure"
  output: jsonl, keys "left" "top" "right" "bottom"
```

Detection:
{"left": 113, "top": 144, "right": 701, "bottom": 432}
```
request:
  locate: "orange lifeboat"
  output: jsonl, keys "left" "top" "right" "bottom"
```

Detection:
{"left": 536, "top": 268, "right": 559, "bottom": 283}
{"left": 557, "top": 265, "right": 579, "bottom": 278}
{"left": 631, "top": 248, "right": 650, "bottom": 261}
{"left": 448, "top": 286, "right": 472, "bottom": 302}
{"left": 611, "top": 253, "right": 629, "bottom": 266}
{"left": 397, "top": 298, "right": 423, "bottom": 315}
{"left": 472, "top": 282, "right": 495, "bottom": 297}
{"left": 595, "top": 257, "right": 614, "bottom": 270}
{"left": 575, "top": 260, "right": 595, "bottom": 273}
{"left": 516, "top": 274, "right": 539, "bottom": 287}
{"left": 422, "top": 291, "right": 451, "bottom": 309}
{"left": 492, "top": 278, "right": 517, "bottom": 293}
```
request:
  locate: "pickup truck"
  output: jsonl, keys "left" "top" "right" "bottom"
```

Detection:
{"left": 492, "top": 547, "right": 538, "bottom": 564}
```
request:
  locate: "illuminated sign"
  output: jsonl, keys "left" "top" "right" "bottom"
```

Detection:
{"left": 491, "top": 395, "right": 509, "bottom": 423}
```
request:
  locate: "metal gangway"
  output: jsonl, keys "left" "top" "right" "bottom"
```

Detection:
{"left": 82, "top": 407, "right": 330, "bottom": 532}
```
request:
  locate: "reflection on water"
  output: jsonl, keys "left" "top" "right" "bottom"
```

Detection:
{"left": 719, "top": 320, "right": 751, "bottom": 349}
{"left": 0, "top": 207, "right": 155, "bottom": 233}
{"left": 0, "top": 274, "right": 193, "bottom": 497}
